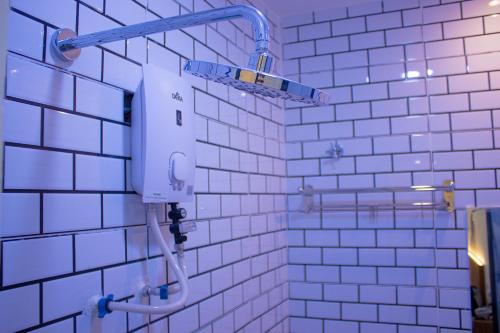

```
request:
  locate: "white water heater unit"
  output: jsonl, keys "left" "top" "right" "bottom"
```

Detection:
{"left": 131, "top": 64, "right": 195, "bottom": 203}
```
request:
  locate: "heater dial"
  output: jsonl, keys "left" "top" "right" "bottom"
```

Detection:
{"left": 171, "top": 153, "right": 188, "bottom": 182}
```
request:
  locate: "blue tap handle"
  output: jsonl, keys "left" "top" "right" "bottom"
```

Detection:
{"left": 97, "top": 294, "right": 114, "bottom": 318}
{"left": 159, "top": 285, "right": 168, "bottom": 300}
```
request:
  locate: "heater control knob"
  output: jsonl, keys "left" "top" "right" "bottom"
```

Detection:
{"left": 171, "top": 154, "right": 188, "bottom": 182}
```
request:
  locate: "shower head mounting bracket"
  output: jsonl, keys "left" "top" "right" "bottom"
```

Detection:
{"left": 51, "top": 28, "right": 81, "bottom": 64}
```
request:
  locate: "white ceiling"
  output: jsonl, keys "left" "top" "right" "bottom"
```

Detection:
{"left": 265, "top": 0, "right": 377, "bottom": 18}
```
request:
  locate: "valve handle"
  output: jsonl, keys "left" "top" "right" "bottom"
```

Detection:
{"left": 159, "top": 285, "right": 169, "bottom": 300}
{"left": 97, "top": 294, "right": 114, "bottom": 318}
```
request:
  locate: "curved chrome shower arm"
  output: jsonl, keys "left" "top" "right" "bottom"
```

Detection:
{"left": 52, "top": 5, "right": 272, "bottom": 72}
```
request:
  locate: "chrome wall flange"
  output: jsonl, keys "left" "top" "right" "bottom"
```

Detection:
{"left": 51, "top": 28, "right": 81, "bottom": 65}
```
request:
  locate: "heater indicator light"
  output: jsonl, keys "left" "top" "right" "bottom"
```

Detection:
{"left": 176, "top": 110, "right": 182, "bottom": 126}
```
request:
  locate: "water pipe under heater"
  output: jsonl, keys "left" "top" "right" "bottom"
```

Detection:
{"left": 87, "top": 204, "right": 192, "bottom": 317}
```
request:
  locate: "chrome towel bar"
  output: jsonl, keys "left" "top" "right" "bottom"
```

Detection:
{"left": 298, "top": 180, "right": 455, "bottom": 213}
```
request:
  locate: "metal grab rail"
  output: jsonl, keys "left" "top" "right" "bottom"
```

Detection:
{"left": 297, "top": 180, "right": 455, "bottom": 213}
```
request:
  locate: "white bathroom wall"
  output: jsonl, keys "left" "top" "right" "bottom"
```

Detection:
{"left": 0, "top": 0, "right": 288, "bottom": 332}
{"left": 282, "top": 0, "right": 498, "bottom": 332}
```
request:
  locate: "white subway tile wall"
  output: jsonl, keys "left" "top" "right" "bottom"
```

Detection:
{"left": 282, "top": 0, "right": 498, "bottom": 332}
{"left": 1, "top": 1, "right": 288, "bottom": 333}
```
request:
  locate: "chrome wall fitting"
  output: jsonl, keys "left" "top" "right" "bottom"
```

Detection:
{"left": 325, "top": 141, "right": 344, "bottom": 160}
{"left": 50, "top": 28, "right": 81, "bottom": 64}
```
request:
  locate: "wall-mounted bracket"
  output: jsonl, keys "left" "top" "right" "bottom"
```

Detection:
{"left": 50, "top": 28, "right": 81, "bottom": 64}
{"left": 443, "top": 180, "right": 455, "bottom": 213}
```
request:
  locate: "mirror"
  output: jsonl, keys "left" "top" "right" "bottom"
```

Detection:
{"left": 468, "top": 208, "right": 500, "bottom": 333}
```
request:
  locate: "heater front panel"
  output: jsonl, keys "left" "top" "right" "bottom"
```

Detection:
{"left": 132, "top": 64, "right": 195, "bottom": 203}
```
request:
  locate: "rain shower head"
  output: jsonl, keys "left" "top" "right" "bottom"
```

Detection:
{"left": 184, "top": 60, "right": 329, "bottom": 106}
{"left": 50, "top": 5, "right": 330, "bottom": 105}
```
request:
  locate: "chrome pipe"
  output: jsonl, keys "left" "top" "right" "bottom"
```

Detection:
{"left": 52, "top": 5, "right": 272, "bottom": 71}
